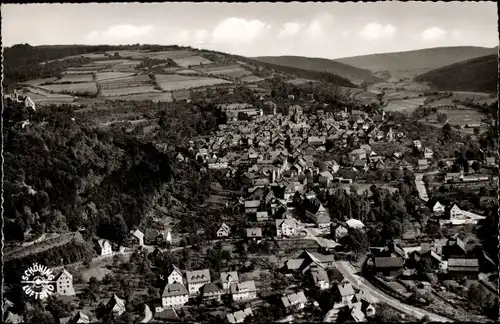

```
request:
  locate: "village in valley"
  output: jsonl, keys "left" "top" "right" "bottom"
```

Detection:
{"left": 2, "top": 3, "right": 499, "bottom": 324}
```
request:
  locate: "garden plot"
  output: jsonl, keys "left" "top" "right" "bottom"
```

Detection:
{"left": 173, "top": 55, "right": 213, "bottom": 68}
{"left": 384, "top": 97, "right": 426, "bottom": 114}
{"left": 100, "top": 74, "right": 152, "bottom": 89}
{"left": 105, "top": 92, "right": 173, "bottom": 102}
{"left": 54, "top": 74, "right": 94, "bottom": 83}
{"left": 39, "top": 82, "right": 98, "bottom": 95}
{"left": 241, "top": 75, "right": 264, "bottom": 83}
{"left": 155, "top": 74, "right": 231, "bottom": 91}
{"left": 101, "top": 86, "right": 161, "bottom": 97}
{"left": 95, "top": 72, "right": 136, "bottom": 81}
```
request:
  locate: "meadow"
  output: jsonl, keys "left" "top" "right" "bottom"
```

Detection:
{"left": 105, "top": 92, "right": 173, "bottom": 102}
{"left": 101, "top": 85, "right": 161, "bottom": 97}
{"left": 95, "top": 72, "right": 136, "bottom": 81}
{"left": 54, "top": 74, "right": 94, "bottom": 83}
{"left": 100, "top": 74, "right": 151, "bottom": 89}
{"left": 173, "top": 55, "right": 213, "bottom": 68}
{"left": 384, "top": 97, "right": 427, "bottom": 114}
{"left": 40, "top": 82, "right": 98, "bottom": 95}
{"left": 155, "top": 74, "right": 231, "bottom": 91}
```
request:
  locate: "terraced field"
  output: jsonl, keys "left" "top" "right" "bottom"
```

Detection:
{"left": 101, "top": 86, "right": 161, "bottom": 97}
{"left": 39, "top": 82, "right": 98, "bottom": 95}
{"left": 155, "top": 74, "right": 231, "bottom": 91}
{"left": 173, "top": 55, "right": 213, "bottom": 68}
{"left": 176, "top": 69, "right": 200, "bottom": 75}
{"left": 100, "top": 74, "right": 152, "bottom": 89}
{"left": 195, "top": 64, "right": 251, "bottom": 78}
{"left": 104, "top": 92, "right": 173, "bottom": 102}
{"left": 95, "top": 72, "right": 136, "bottom": 81}
{"left": 54, "top": 74, "right": 94, "bottom": 83}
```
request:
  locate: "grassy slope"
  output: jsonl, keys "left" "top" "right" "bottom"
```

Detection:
{"left": 334, "top": 46, "right": 497, "bottom": 74}
{"left": 413, "top": 54, "right": 498, "bottom": 93}
{"left": 253, "top": 55, "right": 380, "bottom": 83}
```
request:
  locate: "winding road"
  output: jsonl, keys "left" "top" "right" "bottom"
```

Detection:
{"left": 335, "top": 261, "right": 454, "bottom": 322}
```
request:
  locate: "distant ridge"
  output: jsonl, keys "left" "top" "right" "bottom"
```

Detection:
{"left": 334, "top": 46, "right": 497, "bottom": 76}
{"left": 252, "top": 55, "right": 380, "bottom": 83}
{"left": 414, "top": 54, "right": 498, "bottom": 94}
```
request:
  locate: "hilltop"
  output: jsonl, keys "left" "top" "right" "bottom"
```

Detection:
{"left": 334, "top": 46, "right": 497, "bottom": 78}
{"left": 252, "top": 55, "right": 380, "bottom": 84}
{"left": 413, "top": 54, "right": 498, "bottom": 93}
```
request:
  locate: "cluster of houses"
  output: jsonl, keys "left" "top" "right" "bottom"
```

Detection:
{"left": 94, "top": 228, "right": 172, "bottom": 257}
{"left": 3, "top": 90, "right": 36, "bottom": 111}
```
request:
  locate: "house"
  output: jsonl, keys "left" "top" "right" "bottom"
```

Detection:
{"left": 335, "top": 282, "right": 355, "bottom": 305}
{"left": 256, "top": 211, "right": 269, "bottom": 221}
{"left": 95, "top": 239, "right": 113, "bottom": 256}
{"left": 443, "top": 237, "right": 467, "bottom": 259}
{"left": 67, "top": 311, "right": 90, "bottom": 324}
{"left": 346, "top": 219, "right": 365, "bottom": 230}
{"left": 200, "top": 283, "right": 224, "bottom": 302}
{"left": 349, "top": 149, "right": 367, "bottom": 161}
{"left": 353, "top": 160, "right": 369, "bottom": 172}
{"left": 413, "top": 140, "right": 422, "bottom": 150}
{"left": 217, "top": 223, "right": 230, "bottom": 238}
{"left": 55, "top": 269, "right": 75, "bottom": 296}
{"left": 186, "top": 269, "right": 211, "bottom": 295}
{"left": 230, "top": 280, "right": 257, "bottom": 301}
{"left": 166, "top": 264, "right": 183, "bottom": 285}
{"left": 366, "top": 256, "right": 405, "bottom": 277}
{"left": 106, "top": 294, "right": 126, "bottom": 318}
{"left": 227, "top": 308, "right": 253, "bottom": 324}
{"left": 24, "top": 96, "right": 36, "bottom": 111}
{"left": 417, "top": 159, "right": 429, "bottom": 171}
{"left": 349, "top": 302, "right": 367, "bottom": 322}
{"left": 311, "top": 269, "right": 330, "bottom": 290}
{"left": 176, "top": 153, "right": 186, "bottom": 162}
{"left": 447, "top": 259, "right": 479, "bottom": 279}
{"left": 323, "top": 303, "right": 347, "bottom": 323}
{"left": 4, "top": 311, "right": 24, "bottom": 323}
{"left": 319, "top": 170, "right": 334, "bottom": 186}
{"left": 485, "top": 157, "right": 496, "bottom": 166}
{"left": 220, "top": 271, "right": 239, "bottom": 290}
{"left": 161, "top": 283, "right": 189, "bottom": 308}
{"left": 127, "top": 229, "right": 144, "bottom": 247}
{"left": 144, "top": 229, "right": 161, "bottom": 245}
{"left": 244, "top": 200, "right": 261, "bottom": 214}
{"left": 304, "top": 198, "right": 331, "bottom": 229}
{"left": 281, "top": 291, "right": 307, "bottom": 310}
{"left": 424, "top": 147, "right": 434, "bottom": 159}
{"left": 447, "top": 204, "right": 486, "bottom": 225}
{"left": 284, "top": 250, "right": 336, "bottom": 274}
{"left": 246, "top": 227, "right": 263, "bottom": 240}
{"left": 276, "top": 219, "right": 299, "bottom": 238}
{"left": 333, "top": 223, "right": 349, "bottom": 241}
{"left": 432, "top": 201, "right": 445, "bottom": 214}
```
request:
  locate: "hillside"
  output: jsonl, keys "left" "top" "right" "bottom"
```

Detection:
{"left": 414, "top": 54, "right": 498, "bottom": 93}
{"left": 334, "top": 46, "right": 497, "bottom": 77}
{"left": 252, "top": 55, "right": 380, "bottom": 83}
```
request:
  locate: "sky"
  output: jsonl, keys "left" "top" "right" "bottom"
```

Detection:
{"left": 2, "top": 2, "right": 498, "bottom": 59}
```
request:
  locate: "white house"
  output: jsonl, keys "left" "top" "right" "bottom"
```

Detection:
{"left": 276, "top": 219, "right": 299, "bottom": 238}
{"left": 161, "top": 283, "right": 189, "bottom": 308}
{"left": 96, "top": 239, "right": 113, "bottom": 256}
{"left": 186, "top": 269, "right": 211, "bottom": 295}
{"left": 346, "top": 219, "right": 365, "bottom": 230}
{"left": 55, "top": 269, "right": 75, "bottom": 296}
{"left": 167, "top": 265, "right": 183, "bottom": 285}
{"left": 227, "top": 308, "right": 253, "bottom": 324}
{"left": 432, "top": 201, "right": 445, "bottom": 214}
{"left": 217, "top": 223, "right": 230, "bottom": 238}
{"left": 230, "top": 280, "right": 257, "bottom": 301}
{"left": 335, "top": 282, "right": 355, "bottom": 305}
{"left": 424, "top": 147, "right": 434, "bottom": 159}
{"left": 311, "top": 269, "right": 330, "bottom": 290}
{"left": 220, "top": 271, "right": 239, "bottom": 290}
{"left": 106, "top": 294, "right": 126, "bottom": 318}
{"left": 448, "top": 204, "right": 486, "bottom": 225}
{"left": 281, "top": 291, "right": 307, "bottom": 310}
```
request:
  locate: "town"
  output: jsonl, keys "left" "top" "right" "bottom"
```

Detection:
{"left": 2, "top": 2, "right": 499, "bottom": 324}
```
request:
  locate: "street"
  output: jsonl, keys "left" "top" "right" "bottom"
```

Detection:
{"left": 335, "top": 261, "right": 454, "bottom": 322}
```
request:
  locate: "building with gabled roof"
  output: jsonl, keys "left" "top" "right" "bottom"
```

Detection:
{"left": 220, "top": 271, "right": 239, "bottom": 290}
{"left": 276, "top": 218, "right": 299, "bottom": 238}
{"left": 186, "top": 269, "right": 211, "bottom": 295}
{"left": 162, "top": 283, "right": 189, "bottom": 308}
{"left": 281, "top": 291, "right": 307, "bottom": 310}
{"left": 227, "top": 308, "right": 253, "bottom": 324}
{"left": 311, "top": 268, "right": 330, "bottom": 290}
{"left": 335, "top": 282, "right": 356, "bottom": 305}
{"left": 95, "top": 238, "right": 112, "bottom": 256}
{"left": 447, "top": 258, "right": 479, "bottom": 279}
{"left": 67, "top": 311, "right": 90, "bottom": 324}
{"left": 200, "top": 282, "right": 224, "bottom": 302}
{"left": 127, "top": 229, "right": 144, "bottom": 247}
{"left": 55, "top": 269, "right": 75, "bottom": 296}
{"left": 106, "top": 294, "right": 126, "bottom": 318}
{"left": 166, "top": 264, "right": 183, "bottom": 285}
{"left": 217, "top": 223, "right": 230, "bottom": 238}
{"left": 230, "top": 280, "right": 257, "bottom": 301}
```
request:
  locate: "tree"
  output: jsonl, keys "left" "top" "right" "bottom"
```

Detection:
{"left": 471, "top": 161, "right": 481, "bottom": 173}
{"left": 437, "top": 113, "right": 448, "bottom": 124}
{"left": 341, "top": 228, "right": 369, "bottom": 258}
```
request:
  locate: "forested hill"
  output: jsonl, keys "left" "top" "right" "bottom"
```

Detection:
{"left": 253, "top": 55, "right": 380, "bottom": 84}
{"left": 413, "top": 54, "right": 498, "bottom": 93}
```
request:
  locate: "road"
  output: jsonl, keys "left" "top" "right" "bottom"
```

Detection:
{"left": 335, "top": 261, "right": 454, "bottom": 322}
{"left": 140, "top": 304, "right": 153, "bottom": 323}
{"left": 414, "top": 170, "right": 441, "bottom": 202}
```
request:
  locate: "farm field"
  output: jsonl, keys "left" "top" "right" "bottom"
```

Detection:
{"left": 162, "top": 67, "right": 182, "bottom": 73}
{"left": 66, "top": 66, "right": 105, "bottom": 72}
{"left": 155, "top": 74, "right": 231, "bottom": 91}
{"left": 101, "top": 85, "right": 161, "bottom": 97}
{"left": 147, "top": 50, "right": 194, "bottom": 60}
{"left": 436, "top": 108, "right": 486, "bottom": 125}
{"left": 241, "top": 75, "right": 264, "bottom": 83}
{"left": 20, "top": 77, "right": 58, "bottom": 86}
{"left": 200, "top": 65, "right": 251, "bottom": 78}
{"left": 83, "top": 59, "right": 131, "bottom": 66}
{"left": 385, "top": 90, "right": 422, "bottom": 101}
{"left": 100, "top": 74, "right": 151, "bottom": 89}
{"left": 176, "top": 69, "right": 201, "bottom": 75}
{"left": 384, "top": 97, "right": 426, "bottom": 114}
{"left": 173, "top": 55, "right": 213, "bottom": 68}
{"left": 105, "top": 50, "right": 149, "bottom": 58}
{"left": 54, "top": 73, "right": 94, "bottom": 83}
{"left": 110, "top": 60, "right": 142, "bottom": 71}
{"left": 39, "top": 82, "right": 98, "bottom": 95}
{"left": 64, "top": 70, "right": 99, "bottom": 75}
{"left": 95, "top": 72, "right": 136, "bottom": 81}
{"left": 21, "top": 90, "right": 75, "bottom": 104}
{"left": 172, "top": 90, "right": 191, "bottom": 101}
{"left": 105, "top": 92, "right": 173, "bottom": 102}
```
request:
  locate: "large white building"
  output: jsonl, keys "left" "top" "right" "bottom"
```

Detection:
{"left": 161, "top": 283, "right": 189, "bottom": 308}
{"left": 230, "top": 280, "right": 257, "bottom": 301}
{"left": 186, "top": 269, "right": 211, "bottom": 295}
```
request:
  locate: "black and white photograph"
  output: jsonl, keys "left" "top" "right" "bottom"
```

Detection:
{"left": 2, "top": 1, "right": 499, "bottom": 323}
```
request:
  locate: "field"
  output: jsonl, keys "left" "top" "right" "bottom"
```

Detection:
{"left": 147, "top": 50, "right": 194, "bottom": 60}
{"left": 39, "top": 82, "right": 98, "bottom": 95}
{"left": 110, "top": 60, "right": 142, "bottom": 71}
{"left": 20, "top": 88, "right": 75, "bottom": 105}
{"left": 83, "top": 59, "right": 130, "bottom": 66}
{"left": 176, "top": 69, "right": 201, "bottom": 75}
{"left": 64, "top": 70, "right": 99, "bottom": 75}
{"left": 162, "top": 66, "right": 182, "bottom": 73}
{"left": 54, "top": 74, "right": 94, "bottom": 83}
{"left": 172, "top": 90, "right": 191, "bottom": 101}
{"left": 384, "top": 97, "right": 427, "bottom": 114}
{"left": 436, "top": 108, "right": 486, "bottom": 126}
{"left": 241, "top": 75, "right": 265, "bottom": 83}
{"left": 173, "top": 55, "right": 213, "bottom": 68}
{"left": 155, "top": 74, "right": 231, "bottom": 91}
{"left": 20, "top": 77, "right": 58, "bottom": 86}
{"left": 100, "top": 74, "right": 151, "bottom": 89}
{"left": 66, "top": 66, "right": 105, "bottom": 72}
{"left": 105, "top": 92, "right": 173, "bottom": 102}
{"left": 385, "top": 90, "right": 423, "bottom": 101}
{"left": 95, "top": 72, "right": 136, "bottom": 81}
{"left": 195, "top": 64, "right": 251, "bottom": 78}
{"left": 101, "top": 86, "right": 161, "bottom": 97}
